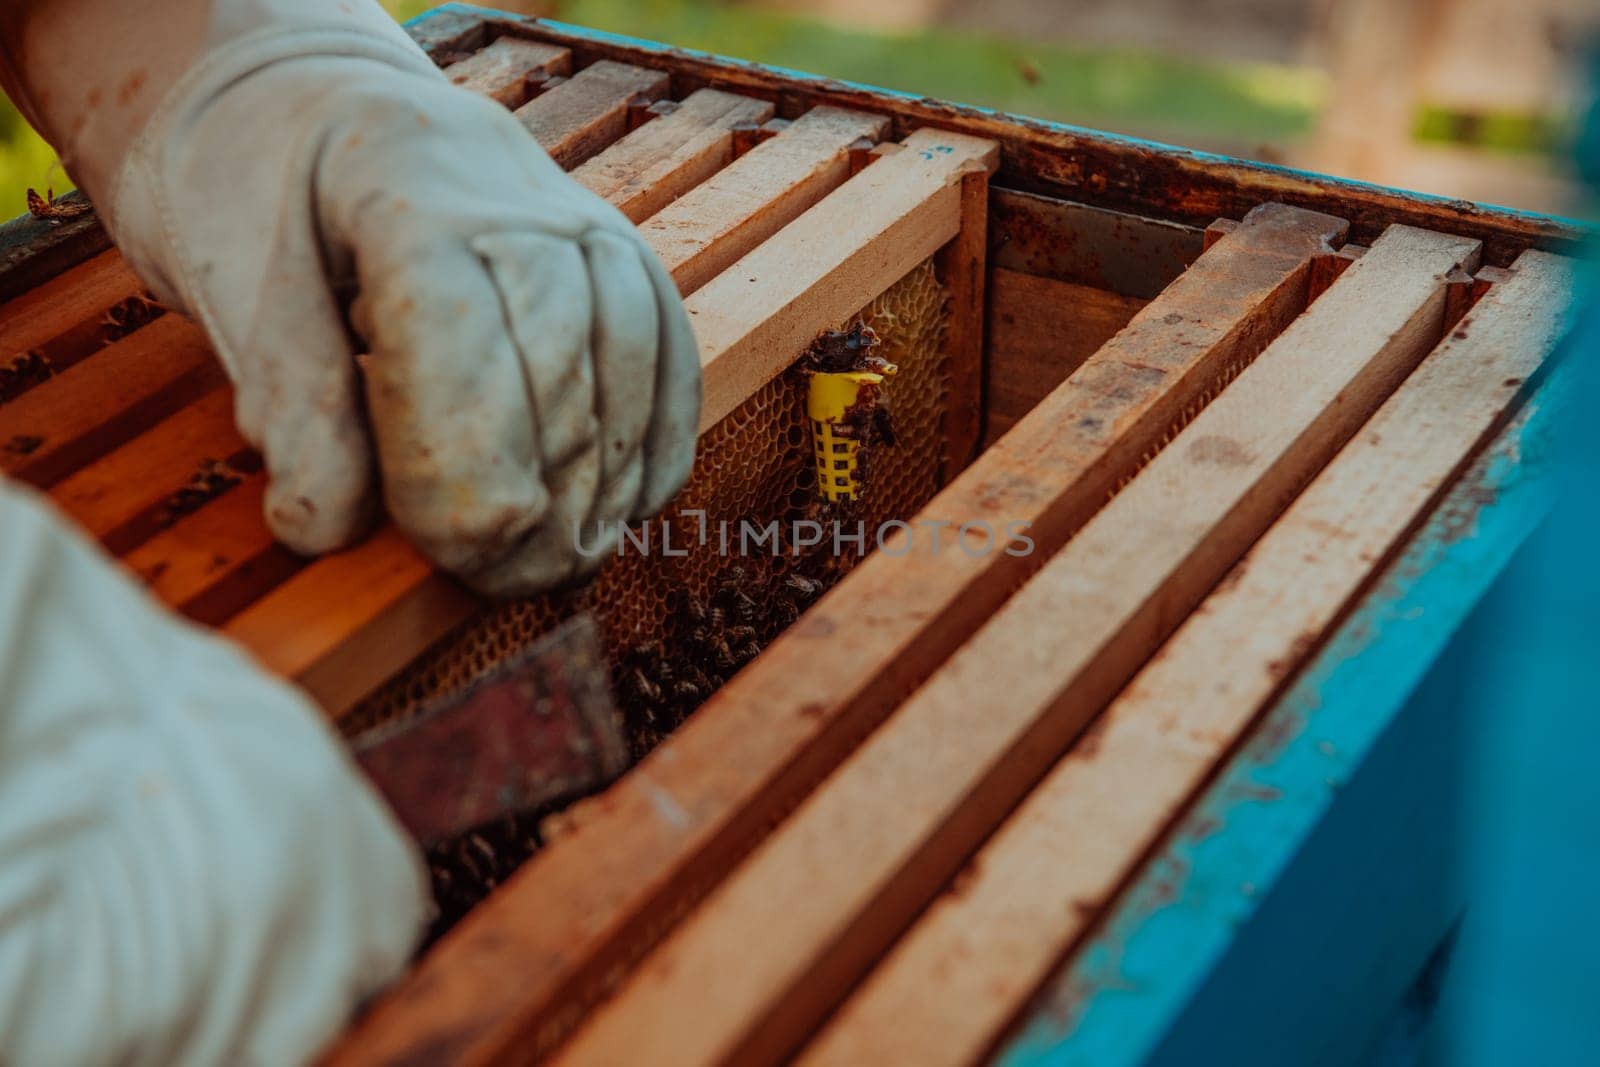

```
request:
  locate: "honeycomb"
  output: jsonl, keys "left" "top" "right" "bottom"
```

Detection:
{"left": 341, "top": 258, "right": 952, "bottom": 744}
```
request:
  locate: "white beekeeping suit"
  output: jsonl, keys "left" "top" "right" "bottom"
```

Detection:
{"left": 0, "top": 481, "right": 428, "bottom": 1064}
{"left": 0, "top": 0, "right": 701, "bottom": 1060}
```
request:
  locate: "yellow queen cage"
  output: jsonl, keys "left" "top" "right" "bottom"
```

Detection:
{"left": 806, "top": 363, "right": 897, "bottom": 503}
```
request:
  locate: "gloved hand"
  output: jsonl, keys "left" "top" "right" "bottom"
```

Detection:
{"left": 0, "top": 480, "right": 429, "bottom": 1065}
{"left": 0, "top": 0, "right": 701, "bottom": 595}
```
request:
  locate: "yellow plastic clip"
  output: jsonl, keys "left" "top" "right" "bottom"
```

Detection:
{"left": 807, "top": 364, "right": 897, "bottom": 502}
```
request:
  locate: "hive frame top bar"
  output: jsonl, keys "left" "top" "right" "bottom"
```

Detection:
{"left": 0, "top": 0, "right": 1589, "bottom": 303}
{"left": 1000, "top": 324, "right": 1580, "bottom": 1067}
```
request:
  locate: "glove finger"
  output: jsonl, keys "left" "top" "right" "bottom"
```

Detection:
{"left": 632, "top": 240, "right": 703, "bottom": 520}
{"left": 465, "top": 231, "right": 610, "bottom": 594}
{"left": 578, "top": 228, "right": 661, "bottom": 526}
{"left": 354, "top": 243, "right": 559, "bottom": 577}
{"left": 233, "top": 269, "right": 377, "bottom": 555}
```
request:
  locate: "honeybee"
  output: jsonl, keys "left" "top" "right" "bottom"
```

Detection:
{"left": 0, "top": 351, "right": 52, "bottom": 404}
{"left": 26, "top": 187, "right": 92, "bottom": 223}
{"left": 629, "top": 666, "right": 662, "bottom": 704}
{"left": 784, "top": 574, "right": 824, "bottom": 599}
{"left": 102, "top": 293, "right": 165, "bottom": 340}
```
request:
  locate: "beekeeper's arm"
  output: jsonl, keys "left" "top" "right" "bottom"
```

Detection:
{"left": 0, "top": 1, "right": 704, "bottom": 1062}
{"left": 0, "top": 480, "right": 430, "bottom": 1065}
{"left": 0, "top": 0, "right": 701, "bottom": 595}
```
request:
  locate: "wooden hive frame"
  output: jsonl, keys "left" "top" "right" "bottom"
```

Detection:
{"left": 0, "top": 5, "right": 1586, "bottom": 1066}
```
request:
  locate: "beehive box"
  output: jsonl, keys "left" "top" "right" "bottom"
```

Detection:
{"left": 0, "top": 4, "right": 1585, "bottom": 1065}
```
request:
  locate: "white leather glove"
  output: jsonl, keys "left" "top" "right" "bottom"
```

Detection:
{"left": 0, "top": 0, "right": 701, "bottom": 595}
{"left": 0, "top": 480, "right": 429, "bottom": 1065}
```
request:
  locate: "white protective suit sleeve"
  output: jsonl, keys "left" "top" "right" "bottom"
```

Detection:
{"left": 0, "top": 0, "right": 702, "bottom": 595}
{"left": 0, "top": 479, "right": 430, "bottom": 1065}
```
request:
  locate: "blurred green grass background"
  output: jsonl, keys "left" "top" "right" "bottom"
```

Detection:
{"left": 0, "top": 0, "right": 1563, "bottom": 220}
{"left": 0, "top": 98, "right": 66, "bottom": 208}
{"left": 554, "top": 0, "right": 1324, "bottom": 145}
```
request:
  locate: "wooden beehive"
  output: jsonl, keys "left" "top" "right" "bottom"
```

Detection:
{"left": 0, "top": 5, "right": 1585, "bottom": 1065}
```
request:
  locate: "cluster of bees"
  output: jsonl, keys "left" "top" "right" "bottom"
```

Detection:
{"left": 1, "top": 292, "right": 163, "bottom": 406}
{"left": 422, "top": 561, "right": 834, "bottom": 935}
{"left": 0, "top": 350, "right": 52, "bottom": 405}
{"left": 102, "top": 292, "right": 165, "bottom": 340}
{"left": 616, "top": 563, "right": 830, "bottom": 757}
{"left": 423, "top": 813, "right": 547, "bottom": 941}
{"left": 157, "top": 456, "right": 250, "bottom": 527}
